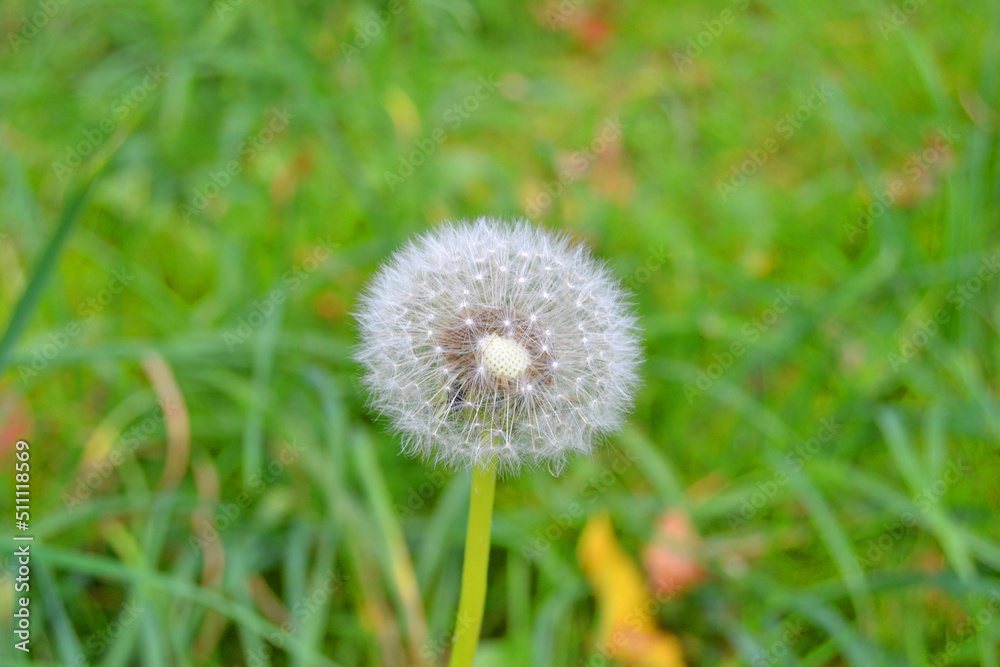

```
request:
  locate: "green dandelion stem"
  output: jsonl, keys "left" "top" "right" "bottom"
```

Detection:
{"left": 449, "top": 462, "right": 497, "bottom": 667}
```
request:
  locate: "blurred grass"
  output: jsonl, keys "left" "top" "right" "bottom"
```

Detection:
{"left": 1, "top": 0, "right": 999, "bottom": 665}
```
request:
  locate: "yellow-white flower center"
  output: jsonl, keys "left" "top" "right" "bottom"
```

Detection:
{"left": 480, "top": 334, "right": 531, "bottom": 380}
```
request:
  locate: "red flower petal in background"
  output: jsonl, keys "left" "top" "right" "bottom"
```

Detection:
{"left": 642, "top": 510, "right": 707, "bottom": 598}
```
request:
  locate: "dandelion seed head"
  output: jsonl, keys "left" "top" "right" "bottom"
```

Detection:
{"left": 354, "top": 217, "right": 643, "bottom": 475}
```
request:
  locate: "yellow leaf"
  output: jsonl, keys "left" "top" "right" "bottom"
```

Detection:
{"left": 578, "top": 513, "right": 686, "bottom": 667}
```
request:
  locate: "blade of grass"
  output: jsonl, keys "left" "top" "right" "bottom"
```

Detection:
{"left": 353, "top": 425, "right": 429, "bottom": 664}
{"left": 243, "top": 295, "right": 284, "bottom": 482}
{"left": 878, "top": 408, "right": 974, "bottom": 580}
{"left": 783, "top": 464, "right": 875, "bottom": 626}
{"left": 0, "top": 180, "right": 94, "bottom": 377}
{"left": 35, "top": 544, "right": 343, "bottom": 667}
{"left": 34, "top": 557, "right": 84, "bottom": 664}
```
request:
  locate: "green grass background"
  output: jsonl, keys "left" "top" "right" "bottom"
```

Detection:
{"left": 1, "top": 0, "right": 999, "bottom": 664}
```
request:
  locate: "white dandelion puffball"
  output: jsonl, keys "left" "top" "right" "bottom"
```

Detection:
{"left": 354, "top": 218, "right": 642, "bottom": 474}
